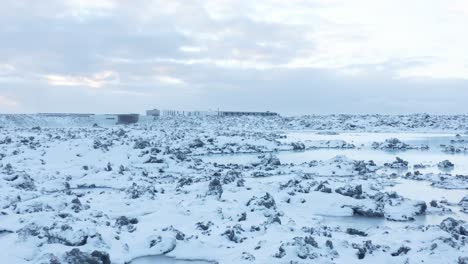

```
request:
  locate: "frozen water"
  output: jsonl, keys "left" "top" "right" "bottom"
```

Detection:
{"left": 201, "top": 132, "right": 468, "bottom": 174}
{"left": 1, "top": 115, "right": 468, "bottom": 263}
{"left": 385, "top": 179, "right": 466, "bottom": 204}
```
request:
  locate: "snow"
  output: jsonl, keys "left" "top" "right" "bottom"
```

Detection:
{"left": 0, "top": 114, "right": 467, "bottom": 263}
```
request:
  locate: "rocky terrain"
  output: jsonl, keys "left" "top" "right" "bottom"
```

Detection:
{"left": 0, "top": 114, "right": 467, "bottom": 263}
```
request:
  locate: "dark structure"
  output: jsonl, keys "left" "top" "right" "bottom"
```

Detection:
{"left": 146, "top": 109, "right": 160, "bottom": 117}
{"left": 117, "top": 114, "right": 139, "bottom": 124}
{"left": 219, "top": 111, "right": 278, "bottom": 117}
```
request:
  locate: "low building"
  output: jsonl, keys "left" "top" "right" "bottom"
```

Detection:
{"left": 117, "top": 114, "right": 139, "bottom": 124}
{"left": 146, "top": 109, "right": 160, "bottom": 117}
{"left": 159, "top": 110, "right": 218, "bottom": 117}
{"left": 145, "top": 109, "right": 278, "bottom": 118}
{"left": 218, "top": 111, "right": 278, "bottom": 117}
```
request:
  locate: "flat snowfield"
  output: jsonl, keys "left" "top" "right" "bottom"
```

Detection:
{"left": 0, "top": 114, "right": 467, "bottom": 264}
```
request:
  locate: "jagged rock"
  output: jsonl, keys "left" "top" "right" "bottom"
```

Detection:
{"left": 207, "top": 178, "right": 223, "bottom": 199}
{"left": 104, "top": 162, "right": 112, "bottom": 171}
{"left": 246, "top": 193, "right": 277, "bottom": 210}
{"left": 391, "top": 246, "right": 411, "bottom": 256}
{"left": 0, "top": 136, "right": 12, "bottom": 144}
{"left": 125, "top": 182, "right": 156, "bottom": 199}
{"left": 267, "top": 214, "right": 282, "bottom": 225}
{"left": 326, "top": 240, "right": 334, "bottom": 249}
{"left": 144, "top": 156, "right": 164, "bottom": 163}
{"left": 414, "top": 163, "right": 429, "bottom": 169}
{"left": 174, "top": 152, "right": 187, "bottom": 161}
{"left": 238, "top": 212, "right": 247, "bottom": 222}
{"left": 134, "top": 139, "right": 151, "bottom": 149}
{"left": 11, "top": 173, "right": 36, "bottom": 191}
{"left": 237, "top": 179, "right": 245, "bottom": 187}
{"left": 17, "top": 223, "right": 41, "bottom": 240}
{"left": 438, "top": 160, "right": 455, "bottom": 170}
{"left": 252, "top": 171, "right": 272, "bottom": 178}
{"left": 222, "top": 170, "right": 241, "bottom": 184}
{"left": 115, "top": 128, "right": 126, "bottom": 137}
{"left": 294, "top": 236, "right": 319, "bottom": 259}
{"left": 177, "top": 178, "right": 193, "bottom": 188}
{"left": 352, "top": 241, "right": 382, "bottom": 260}
{"left": 189, "top": 139, "right": 205, "bottom": 148}
{"left": 440, "top": 217, "right": 468, "bottom": 237}
{"left": 376, "top": 192, "right": 423, "bottom": 221}
{"left": 346, "top": 228, "right": 368, "bottom": 237}
{"left": 260, "top": 153, "right": 281, "bottom": 166}
{"left": 372, "top": 138, "right": 410, "bottom": 150}
{"left": 196, "top": 221, "right": 213, "bottom": 234}
{"left": 315, "top": 181, "right": 332, "bottom": 193}
{"left": 280, "top": 179, "right": 313, "bottom": 193}
{"left": 115, "top": 216, "right": 138, "bottom": 227}
{"left": 64, "top": 248, "right": 110, "bottom": 264}
{"left": 162, "top": 226, "right": 186, "bottom": 241}
{"left": 355, "top": 246, "right": 366, "bottom": 259}
{"left": 147, "top": 235, "right": 176, "bottom": 254}
{"left": 443, "top": 145, "right": 468, "bottom": 154}
{"left": 384, "top": 157, "right": 408, "bottom": 169}
{"left": 274, "top": 245, "right": 286, "bottom": 258}
{"left": 291, "top": 142, "right": 306, "bottom": 150}
{"left": 70, "top": 198, "right": 83, "bottom": 213}
{"left": 348, "top": 206, "right": 384, "bottom": 217}
{"left": 460, "top": 196, "right": 468, "bottom": 213}
{"left": 353, "top": 160, "right": 377, "bottom": 175}
{"left": 414, "top": 201, "right": 427, "bottom": 215}
{"left": 150, "top": 147, "right": 161, "bottom": 155}
{"left": 115, "top": 216, "right": 138, "bottom": 232}
{"left": 93, "top": 139, "right": 113, "bottom": 151}
{"left": 347, "top": 191, "right": 425, "bottom": 221}
{"left": 222, "top": 224, "right": 246, "bottom": 243}
{"left": 93, "top": 139, "right": 103, "bottom": 150}
{"left": 335, "top": 185, "right": 363, "bottom": 199}
{"left": 44, "top": 224, "right": 90, "bottom": 246}
{"left": 241, "top": 252, "right": 256, "bottom": 261}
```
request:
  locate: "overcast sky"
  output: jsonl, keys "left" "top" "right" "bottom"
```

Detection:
{"left": 1, "top": 0, "right": 468, "bottom": 115}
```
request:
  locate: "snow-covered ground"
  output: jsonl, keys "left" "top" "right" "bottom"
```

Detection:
{"left": 0, "top": 114, "right": 467, "bottom": 263}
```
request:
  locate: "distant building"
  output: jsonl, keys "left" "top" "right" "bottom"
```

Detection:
{"left": 117, "top": 114, "right": 139, "bottom": 124}
{"left": 158, "top": 109, "right": 217, "bottom": 117}
{"left": 160, "top": 110, "right": 191, "bottom": 116}
{"left": 146, "top": 109, "right": 160, "bottom": 117}
{"left": 145, "top": 109, "right": 278, "bottom": 118}
{"left": 218, "top": 111, "right": 278, "bottom": 117}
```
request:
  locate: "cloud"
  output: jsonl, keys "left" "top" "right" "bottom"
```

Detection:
{"left": 398, "top": 61, "right": 468, "bottom": 80}
{"left": 179, "top": 46, "right": 203, "bottom": 53}
{"left": 56, "top": 0, "right": 118, "bottom": 20}
{"left": 154, "top": 75, "right": 185, "bottom": 85}
{"left": 42, "top": 71, "right": 119, "bottom": 88}
{"left": 108, "top": 89, "right": 153, "bottom": 97}
{"left": 0, "top": 64, "right": 15, "bottom": 75}
{"left": 1, "top": 0, "right": 468, "bottom": 114}
{"left": 0, "top": 95, "right": 19, "bottom": 108}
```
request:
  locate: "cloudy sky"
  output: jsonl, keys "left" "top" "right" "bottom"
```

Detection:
{"left": 1, "top": 0, "right": 468, "bottom": 115}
